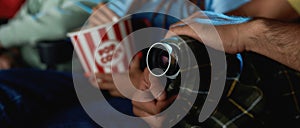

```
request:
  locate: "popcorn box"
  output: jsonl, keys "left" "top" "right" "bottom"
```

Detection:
{"left": 68, "top": 19, "right": 134, "bottom": 75}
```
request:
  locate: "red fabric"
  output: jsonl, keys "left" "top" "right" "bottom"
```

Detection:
{"left": 0, "top": 0, "right": 25, "bottom": 19}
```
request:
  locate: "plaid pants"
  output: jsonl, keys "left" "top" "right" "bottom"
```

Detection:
{"left": 173, "top": 52, "right": 300, "bottom": 128}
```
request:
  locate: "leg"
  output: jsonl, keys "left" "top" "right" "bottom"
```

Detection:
{"left": 0, "top": 68, "right": 76, "bottom": 127}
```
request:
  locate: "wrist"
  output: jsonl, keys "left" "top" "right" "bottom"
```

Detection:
{"left": 240, "top": 19, "right": 268, "bottom": 52}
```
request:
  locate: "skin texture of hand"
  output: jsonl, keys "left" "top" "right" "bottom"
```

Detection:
{"left": 165, "top": 12, "right": 248, "bottom": 54}
{"left": 246, "top": 19, "right": 300, "bottom": 72}
{"left": 89, "top": 73, "right": 124, "bottom": 97}
{"left": 89, "top": 3, "right": 120, "bottom": 27}
{"left": 131, "top": 66, "right": 177, "bottom": 128}
{"left": 132, "top": 91, "right": 177, "bottom": 128}
{"left": 89, "top": 52, "right": 146, "bottom": 97}
{"left": 166, "top": 13, "right": 300, "bottom": 71}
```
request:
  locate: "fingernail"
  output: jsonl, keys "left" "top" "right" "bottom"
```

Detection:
{"left": 137, "top": 52, "right": 143, "bottom": 59}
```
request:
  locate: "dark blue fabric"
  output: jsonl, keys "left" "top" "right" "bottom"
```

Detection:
{"left": 0, "top": 68, "right": 77, "bottom": 127}
{"left": 46, "top": 99, "right": 146, "bottom": 128}
{"left": 0, "top": 68, "right": 135, "bottom": 127}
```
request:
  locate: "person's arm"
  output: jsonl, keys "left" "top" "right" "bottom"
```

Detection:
{"left": 242, "top": 19, "right": 300, "bottom": 71}
{"left": 166, "top": 17, "right": 300, "bottom": 72}
{"left": 227, "top": 0, "right": 300, "bottom": 21}
{"left": 0, "top": 0, "right": 98, "bottom": 48}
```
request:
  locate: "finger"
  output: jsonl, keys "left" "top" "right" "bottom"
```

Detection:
{"left": 166, "top": 23, "right": 188, "bottom": 38}
{"left": 132, "top": 100, "right": 158, "bottom": 115}
{"left": 98, "top": 81, "right": 116, "bottom": 90}
{"left": 148, "top": 74, "right": 167, "bottom": 101}
{"left": 95, "top": 73, "right": 113, "bottom": 82}
{"left": 132, "top": 94, "right": 176, "bottom": 115}
{"left": 132, "top": 90, "right": 158, "bottom": 114}
{"left": 168, "top": 12, "right": 205, "bottom": 29}
{"left": 130, "top": 52, "right": 143, "bottom": 71}
{"left": 138, "top": 80, "right": 150, "bottom": 91}
{"left": 166, "top": 12, "right": 208, "bottom": 38}
{"left": 156, "top": 95, "right": 177, "bottom": 111}
{"left": 132, "top": 99, "right": 175, "bottom": 115}
{"left": 156, "top": 91, "right": 167, "bottom": 101}
{"left": 133, "top": 106, "right": 152, "bottom": 117}
{"left": 168, "top": 21, "right": 184, "bottom": 29}
{"left": 155, "top": 95, "right": 177, "bottom": 114}
{"left": 89, "top": 76, "right": 99, "bottom": 88}
{"left": 166, "top": 22, "right": 202, "bottom": 42}
{"left": 142, "top": 68, "right": 151, "bottom": 88}
{"left": 143, "top": 68, "right": 167, "bottom": 101}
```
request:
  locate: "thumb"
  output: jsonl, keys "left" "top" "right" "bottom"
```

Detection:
{"left": 165, "top": 23, "right": 193, "bottom": 39}
{"left": 148, "top": 72, "right": 167, "bottom": 101}
{"left": 130, "top": 52, "right": 143, "bottom": 71}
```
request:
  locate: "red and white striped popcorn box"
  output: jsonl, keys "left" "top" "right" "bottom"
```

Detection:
{"left": 68, "top": 19, "right": 134, "bottom": 76}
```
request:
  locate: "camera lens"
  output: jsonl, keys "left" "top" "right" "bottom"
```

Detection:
{"left": 146, "top": 43, "right": 180, "bottom": 79}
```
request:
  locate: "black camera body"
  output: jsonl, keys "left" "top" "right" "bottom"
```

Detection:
{"left": 139, "top": 36, "right": 242, "bottom": 97}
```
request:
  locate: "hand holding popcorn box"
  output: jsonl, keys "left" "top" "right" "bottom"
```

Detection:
{"left": 68, "top": 19, "right": 134, "bottom": 76}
